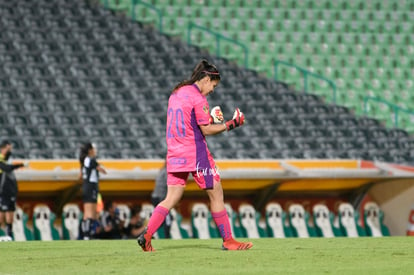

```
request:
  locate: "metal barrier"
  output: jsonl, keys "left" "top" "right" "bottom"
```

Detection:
{"left": 187, "top": 22, "right": 249, "bottom": 68}
{"left": 363, "top": 96, "right": 414, "bottom": 128}
{"left": 274, "top": 60, "right": 337, "bottom": 103}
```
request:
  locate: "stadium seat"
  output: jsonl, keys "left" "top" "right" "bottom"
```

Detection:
{"left": 1, "top": 0, "right": 413, "bottom": 163}
{"left": 139, "top": 203, "right": 153, "bottom": 221}
{"left": 12, "top": 206, "right": 34, "bottom": 241}
{"left": 288, "top": 204, "right": 317, "bottom": 238}
{"left": 62, "top": 203, "right": 82, "bottom": 240}
{"left": 265, "top": 202, "right": 293, "bottom": 238}
{"left": 191, "top": 203, "right": 218, "bottom": 239}
{"left": 337, "top": 202, "right": 365, "bottom": 237}
{"left": 114, "top": 204, "right": 130, "bottom": 225}
{"left": 116, "top": 204, "right": 131, "bottom": 237}
{"left": 238, "top": 203, "right": 267, "bottom": 238}
{"left": 312, "top": 204, "right": 341, "bottom": 237}
{"left": 363, "top": 202, "right": 390, "bottom": 237}
{"left": 33, "top": 204, "right": 60, "bottom": 241}
{"left": 168, "top": 208, "right": 190, "bottom": 239}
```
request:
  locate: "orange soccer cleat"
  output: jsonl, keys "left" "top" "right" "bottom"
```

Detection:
{"left": 222, "top": 239, "right": 253, "bottom": 251}
{"left": 137, "top": 228, "right": 155, "bottom": 252}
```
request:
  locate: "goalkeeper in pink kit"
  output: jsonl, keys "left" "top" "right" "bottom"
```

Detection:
{"left": 137, "top": 59, "right": 252, "bottom": 251}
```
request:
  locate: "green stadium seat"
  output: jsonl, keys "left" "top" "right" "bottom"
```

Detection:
{"left": 168, "top": 208, "right": 190, "bottom": 239}
{"left": 12, "top": 206, "right": 34, "bottom": 241}
{"left": 132, "top": 4, "right": 160, "bottom": 25}
{"left": 33, "top": 204, "right": 60, "bottom": 240}
{"left": 312, "top": 204, "right": 342, "bottom": 237}
{"left": 238, "top": 203, "right": 267, "bottom": 238}
{"left": 171, "top": 0, "right": 188, "bottom": 5}
{"left": 363, "top": 202, "right": 390, "bottom": 237}
{"left": 226, "top": 0, "right": 243, "bottom": 7}
{"left": 104, "top": 0, "right": 130, "bottom": 12}
{"left": 62, "top": 203, "right": 82, "bottom": 240}
{"left": 227, "top": 18, "right": 242, "bottom": 32}
{"left": 254, "top": 7, "right": 268, "bottom": 19}
{"left": 265, "top": 203, "right": 293, "bottom": 238}
{"left": 219, "top": 42, "right": 245, "bottom": 64}
{"left": 191, "top": 203, "right": 219, "bottom": 239}
{"left": 397, "top": 112, "right": 414, "bottom": 133}
{"left": 288, "top": 204, "right": 317, "bottom": 238}
{"left": 313, "top": 0, "right": 329, "bottom": 9}
{"left": 153, "top": 0, "right": 170, "bottom": 5}
{"left": 243, "top": 0, "right": 257, "bottom": 8}
{"left": 162, "top": 17, "right": 187, "bottom": 37}
{"left": 338, "top": 203, "right": 366, "bottom": 237}
{"left": 162, "top": 5, "right": 180, "bottom": 18}
{"left": 260, "top": 0, "right": 278, "bottom": 8}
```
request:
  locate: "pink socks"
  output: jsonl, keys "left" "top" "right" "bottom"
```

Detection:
{"left": 212, "top": 209, "right": 232, "bottom": 241}
{"left": 147, "top": 205, "right": 169, "bottom": 235}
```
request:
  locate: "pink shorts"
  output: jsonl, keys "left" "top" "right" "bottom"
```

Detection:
{"left": 167, "top": 167, "right": 220, "bottom": 190}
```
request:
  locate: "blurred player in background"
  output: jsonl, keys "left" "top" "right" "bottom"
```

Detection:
{"left": 124, "top": 204, "right": 145, "bottom": 239}
{"left": 137, "top": 59, "right": 252, "bottom": 251}
{"left": 0, "top": 140, "right": 28, "bottom": 239}
{"left": 151, "top": 160, "right": 171, "bottom": 238}
{"left": 98, "top": 200, "right": 123, "bottom": 239}
{"left": 79, "top": 142, "right": 106, "bottom": 240}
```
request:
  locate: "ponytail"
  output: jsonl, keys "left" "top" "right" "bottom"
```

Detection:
{"left": 172, "top": 59, "right": 220, "bottom": 92}
{"left": 79, "top": 142, "right": 93, "bottom": 168}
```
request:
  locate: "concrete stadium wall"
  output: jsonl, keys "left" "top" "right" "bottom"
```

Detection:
{"left": 368, "top": 179, "right": 414, "bottom": 236}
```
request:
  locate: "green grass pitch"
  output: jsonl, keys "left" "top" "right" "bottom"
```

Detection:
{"left": 1, "top": 237, "right": 413, "bottom": 275}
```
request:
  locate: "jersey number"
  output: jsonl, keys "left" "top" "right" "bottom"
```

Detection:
{"left": 167, "top": 108, "right": 186, "bottom": 138}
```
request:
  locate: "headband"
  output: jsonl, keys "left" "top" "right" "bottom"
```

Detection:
{"left": 202, "top": 70, "right": 220, "bottom": 75}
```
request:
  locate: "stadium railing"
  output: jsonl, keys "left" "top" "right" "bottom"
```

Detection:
{"left": 187, "top": 22, "right": 249, "bottom": 68}
{"left": 364, "top": 96, "right": 414, "bottom": 131}
{"left": 274, "top": 60, "right": 337, "bottom": 104}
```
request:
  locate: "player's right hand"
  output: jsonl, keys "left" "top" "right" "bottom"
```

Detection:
{"left": 225, "top": 108, "right": 245, "bottom": 131}
{"left": 210, "top": 106, "right": 224, "bottom": 124}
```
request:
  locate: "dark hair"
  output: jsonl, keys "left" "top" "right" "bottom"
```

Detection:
{"left": 104, "top": 200, "right": 113, "bottom": 211}
{"left": 0, "top": 140, "right": 11, "bottom": 149}
{"left": 172, "top": 59, "right": 221, "bottom": 92}
{"left": 130, "top": 204, "right": 142, "bottom": 216}
{"left": 79, "top": 142, "right": 94, "bottom": 168}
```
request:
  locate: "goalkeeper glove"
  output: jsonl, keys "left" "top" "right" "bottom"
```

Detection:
{"left": 209, "top": 106, "right": 224, "bottom": 124}
{"left": 225, "top": 108, "right": 245, "bottom": 131}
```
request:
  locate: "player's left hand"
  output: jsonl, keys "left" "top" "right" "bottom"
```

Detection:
{"left": 209, "top": 106, "right": 224, "bottom": 124}
{"left": 225, "top": 108, "right": 245, "bottom": 131}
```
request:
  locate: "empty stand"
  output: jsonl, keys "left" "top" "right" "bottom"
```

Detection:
{"left": 0, "top": 0, "right": 412, "bottom": 164}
